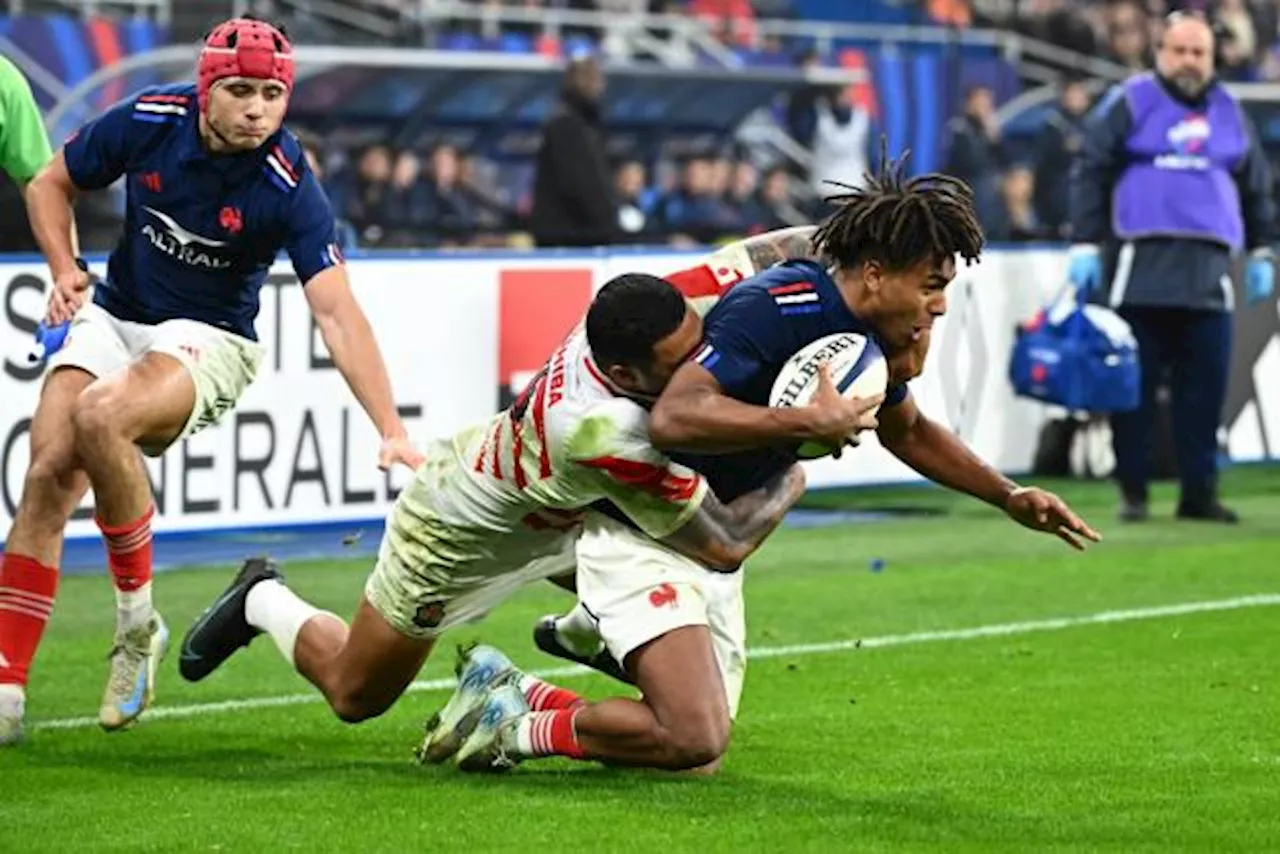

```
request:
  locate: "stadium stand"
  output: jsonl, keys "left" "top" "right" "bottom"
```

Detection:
{"left": 7, "top": 0, "right": 1280, "bottom": 250}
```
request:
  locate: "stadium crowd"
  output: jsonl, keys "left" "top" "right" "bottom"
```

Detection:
{"left": 11, "top": 0, "right": 1280, "bottom": 250}
{"left": 270, "top": 0, "right": 1280, "bottom": 250}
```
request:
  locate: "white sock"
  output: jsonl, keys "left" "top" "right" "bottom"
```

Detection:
{"left": 244, "top": 579, "right": 326, "bottom": 665}
{"left": 554, "top": 603, "right": 603, "bottom": 657}
{"left": 0, "top": 683, "right": 25, "bottom": 710}
{"left": 116, "top": 581, "right": 153, "bottom": 630}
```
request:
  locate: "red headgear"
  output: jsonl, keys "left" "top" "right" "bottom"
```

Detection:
{"left": 197, "top": 18, "right": 295, "bottom": 112}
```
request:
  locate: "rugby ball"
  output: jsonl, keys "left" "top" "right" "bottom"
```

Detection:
{"left": 768, "top": 332, "right": 889, "bottom": 459}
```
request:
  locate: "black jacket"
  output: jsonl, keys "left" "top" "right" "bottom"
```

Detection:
{"left": 530, "top": 91, "right": 617, "bottom": 247}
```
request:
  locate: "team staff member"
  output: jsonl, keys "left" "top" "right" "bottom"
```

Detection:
{"left": 1068, "top": 11, "right": 1275, "bottom": 523}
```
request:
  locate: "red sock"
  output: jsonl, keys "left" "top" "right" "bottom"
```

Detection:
{"left": 519, "top": 674, "right": 584, "bottom": 711}
{"left": 520, "top": 707, "right": 586, "bottom": 759}
{"left": 0, "top": 554, "right": 59, "bottom": 687}
{"left": 97, "top": 505, "right": 154, "bottom": 594}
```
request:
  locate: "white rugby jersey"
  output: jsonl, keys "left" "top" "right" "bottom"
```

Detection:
{"left": 386, "top": 258, "right": 750, "bottom": 581}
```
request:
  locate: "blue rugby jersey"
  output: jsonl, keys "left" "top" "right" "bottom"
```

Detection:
{"left": 62, "top": 83, "right": 342, "bottom": 341}
{"left": 664, "top": 259, "right": 908, "bottom": 503}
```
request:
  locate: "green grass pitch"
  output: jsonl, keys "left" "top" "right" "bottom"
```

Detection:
{"left": 4, "top": 468, "right": 1279, "bottom": 852}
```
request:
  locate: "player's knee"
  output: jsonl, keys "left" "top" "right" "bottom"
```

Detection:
{"left": 71, "top": 386, "right": 121, "bottom": 445}
{"left": 329, "top": 688, "right": 392, "bottom": 724}
{"left": 663, "top": 712, "right": 731, "bottom": 769}
{"left": 22, "top": 449, "right": 79, "bottom": 505}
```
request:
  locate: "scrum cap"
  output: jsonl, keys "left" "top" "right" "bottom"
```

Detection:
{"left": 197, "top": 18, "right": 295, "bottom": 112}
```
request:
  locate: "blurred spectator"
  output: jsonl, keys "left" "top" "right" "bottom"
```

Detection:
{"left": 784, "top": 48, "right": 822, "bottom": 149}
{"left": 727, "top": 159, "right": 780, "bottom": 233}
{"left": 616, "top": 159, "right": 656, "bottom": 239}
{"left": 944, "top": 85, "right": 1006, "bottom": 235}
{"left": 757, "top": 165, "right": 809, "bottom": 228}
{"left": 381, "top": 150, "right": 434, "bottom": 247}
{"left": 658, "top": 155, "right": 738, "bottom": 242}
{"left": 530, "top": 54, "right": 617, "bottom": 247}
{"left": 1107, "top": 2, "right": 1152, "bottom": 70}
{"left": 1000, "top": 166, "right": 1045, "bottom": 242}
{"left": 809, "top": 84, "right": 871, "bottom": 197}
{"left": 1032, "top": 77, "right": 1091, "bottom": 239}
{"left": 295, "top": 128, "right": 359, "bottom": 251}
{"left": 687, "top": 0, "right": 756, "bottom": 47}
{"left": 928, "top": 0, "right": 973, "bottom": 28}
{"left": 345, "top": 144, "right": 394, "bottom": 242}
{"left": 426, "top": 144, "right": 480, "bottom": 246}
{"left": 1016, "top": 0, "right": 1098, "bottom": 56}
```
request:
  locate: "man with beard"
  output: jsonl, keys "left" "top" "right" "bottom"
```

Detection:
{"left": 1068, "top": 11, "right": 1276, "bottom": 524}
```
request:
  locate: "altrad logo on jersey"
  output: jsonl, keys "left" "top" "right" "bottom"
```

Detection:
{"left": 141, "top": 206, "right": 233, "bottom": 270}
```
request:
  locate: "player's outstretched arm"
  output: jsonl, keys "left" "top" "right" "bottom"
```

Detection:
{"left": 650, "top": 360, "right": 880, "bottom": 455}
{"left": 660, "top": 463, "right": 807, "bottom": 572}
{"left": 304, "top": 267, "right": 423, "bottom": 472}
{"left": 876, "top": 392, "right": 1101, "bottom": 549}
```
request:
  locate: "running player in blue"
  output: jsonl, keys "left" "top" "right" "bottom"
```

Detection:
{"left": 0, "top": 15, "right": 421, "bottom": 745}
{"left": 431, "top": 158, "right": 1100, "bottom": 774}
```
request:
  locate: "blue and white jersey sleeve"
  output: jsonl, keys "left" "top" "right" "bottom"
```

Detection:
{"left": 284, "top": 169, "right": 344, "bottom": 286}
{"left": 691, "top": 284, "right": 796, "bottom": 398}
{"left": 62, "top": 95, "right": 139, "bottom": 190}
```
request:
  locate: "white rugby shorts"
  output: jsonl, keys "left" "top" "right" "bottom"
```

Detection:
{"left": 574, "top": 511, "right": 748, "bottom": 718}
{"left": 49, "top": 301, "right": 265, "bottom": 453}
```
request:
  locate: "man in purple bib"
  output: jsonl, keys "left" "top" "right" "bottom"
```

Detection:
{"left": 1068, "top": 11, "right": 1275, "bottom": 523}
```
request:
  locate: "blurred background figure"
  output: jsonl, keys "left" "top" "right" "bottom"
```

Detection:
{"left": 945, "top": 85, "right": 1006, "bottom": 234}
{"left": 530, "top": 53, "right": 617, "bottom": 247}
{"left": 809, "top": 84, "right": 871, "bottom": 198}
{"left": 1032, "top": 77, "right": 1092, "bottom": 240}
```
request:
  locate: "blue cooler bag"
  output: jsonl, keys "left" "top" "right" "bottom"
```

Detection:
{"left": 1009, "top": 287, "right": 1141, "bottom": 413}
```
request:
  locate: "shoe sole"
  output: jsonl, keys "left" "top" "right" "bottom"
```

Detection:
{"left": 100, "top": 618, "right": 170, "bottom": 732}
{"left": 455, "top": 696, "right": 524, "bottom": 773}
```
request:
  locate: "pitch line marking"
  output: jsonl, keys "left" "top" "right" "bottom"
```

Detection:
{"left": 33, "top": 593, "right": 1280, "bottom": 731}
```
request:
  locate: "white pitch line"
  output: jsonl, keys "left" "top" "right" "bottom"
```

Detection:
{"left": 33, "top": 593, "right": 1280, "bottom": 732}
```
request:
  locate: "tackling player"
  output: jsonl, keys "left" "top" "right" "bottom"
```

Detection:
{"left": 0, "top": 16, "right": 420, "bottom": 745}
{"left": 176, "top": 271, "right": 871, "bottom": 727}
{"left": 426, "top": 153, "right": 1102, "bottom": 774}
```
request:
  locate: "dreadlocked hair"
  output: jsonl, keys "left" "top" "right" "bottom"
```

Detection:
{"left": 811, "top": 141, "right": 985, "bottom": 273}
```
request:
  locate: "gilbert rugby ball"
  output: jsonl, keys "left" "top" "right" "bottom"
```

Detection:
{"left": 768, "top": 332, "right": 889, "bottom": 459}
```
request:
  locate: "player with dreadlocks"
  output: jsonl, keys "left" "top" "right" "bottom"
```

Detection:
{"left": 417, "top": 151, "right": 1100, "bottom": 776}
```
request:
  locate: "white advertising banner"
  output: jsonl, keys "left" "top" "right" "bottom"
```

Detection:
{"left": 2, "top": 248, "right": 1277, "bottom": 542}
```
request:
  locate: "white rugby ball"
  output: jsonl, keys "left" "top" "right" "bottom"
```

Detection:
{"left": 768, "top": 332, "right": 889, "bottom": 459}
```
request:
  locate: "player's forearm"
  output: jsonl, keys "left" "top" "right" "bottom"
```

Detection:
{"left": 663, "top": 465, "right": 805, "bottom": 572}
{"left": 25, "top": 171, "right": 80, "bottom": 278}
{"left": 735, "top": 226, "right": 819, "bottom": 273}
{"left": 650, "top": 392, "right": 823, "bottom": 455}
{"left": 317, "top": 307, "right": 407, "bottom": 440}
{"left": 880, "top": 414, "right": 1016, "bottom": 509}
{"left": 722, "top": 463, "right": 807, "bottom": 554}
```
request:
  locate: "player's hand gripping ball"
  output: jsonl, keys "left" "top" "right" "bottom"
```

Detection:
{"left": 769, "top": 332, "right": 888, "bottom": 459}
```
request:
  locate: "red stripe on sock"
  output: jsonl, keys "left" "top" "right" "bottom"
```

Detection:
{"left": 0, "top": 554, "right": 59, "bottom": 686}
{"left": 97, "top": 506, "right": 154, "bottom": 593}
{"left": 523, "top": 677, "right": 584, "bottom": 711}
{"left": 529, "top": 708, "right": 586, "bottom": 758}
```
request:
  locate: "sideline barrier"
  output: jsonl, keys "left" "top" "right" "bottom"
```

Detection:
{"left": 2, "top": 247, "right": 1277, "bottom": 540}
